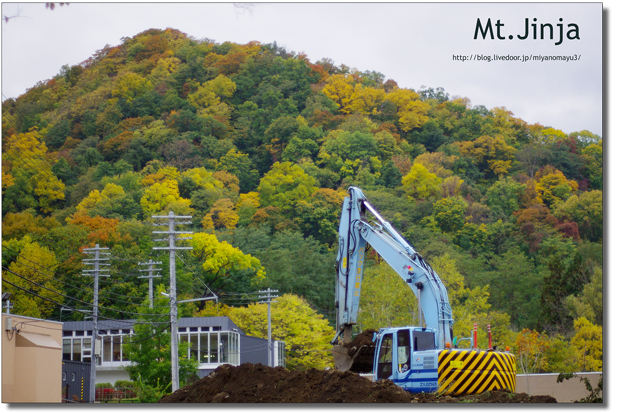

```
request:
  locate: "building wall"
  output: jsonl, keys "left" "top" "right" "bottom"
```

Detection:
{"left": 516, "top": 372, "right": 603, "bottom": 403}
{"left": 62, "top": 361, "right": 91, "bottom": 402}
{"left": 2, "top": 314, "right": 63, "bottom": 403}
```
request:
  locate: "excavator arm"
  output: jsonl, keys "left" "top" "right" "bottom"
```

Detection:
{"left": 332, "top": 187, "right": 454, "bottom": 369}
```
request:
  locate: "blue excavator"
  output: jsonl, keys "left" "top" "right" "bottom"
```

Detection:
{"left": 330, "top": 187, "right": 516, "bottom": 395}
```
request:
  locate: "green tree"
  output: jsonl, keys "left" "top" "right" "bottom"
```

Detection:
{"left": 432, "top": 196, "right": 468, "bottom": 233}
{"left": 123, "top": 286, "right": 199, "bottom": 391}
{"left": 357, "top": 261, "right": 419, "bottom": 332}
{"left": 485, "top": 176, "right": 527, "bottom": 219}
{"left": 257, "top": 162, "right": 318, "bottom": 211}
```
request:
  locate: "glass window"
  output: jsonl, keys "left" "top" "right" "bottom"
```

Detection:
{"left": 75, "top": 331, "right": 84, "bottom": 336}
{"left": 396, "top": 330, "right": 411, "bottom": 366}
{"left": 231, "top": 333, "right": 239, "bottom": 365}
{"left": 72, "top": 338, "right": 81, "bottom": 361}
{"left": 63, "top": 372, "right": 66, "bottom": 381}
{"left": 413, "top": 331, "right": 436, "bottom": 351}
{"left": 112, "top": 336, "right": 122, "bottom": 361}
{"left": 63, "top": 339, "right": 72, "bottom": 360}
{"left": 209, "top": 333, "right": 218, "bottom": 363}
{"left": 190, "top": 334, "right": 199, "bottom": 360}
{"left": 200, "top": 333, "right": 209, "bottom": 363}
{"left": 103, "top": 336, "right": 112, "bottom": 362}
{"left": 377, "top": 333, "right": 393, "bottom": 380}
{"left": 71, "top": 373, "right": 75, "bottom": 382}
{"left": 83, "top": 338, "right": 92, "bottom": 362}
{"left": 220, "top": 333, "right": 229, "bottom": 363}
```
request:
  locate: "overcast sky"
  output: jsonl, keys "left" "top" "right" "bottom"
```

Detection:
{"left": 0, "top": 2, "right": 604, "bottom": 136}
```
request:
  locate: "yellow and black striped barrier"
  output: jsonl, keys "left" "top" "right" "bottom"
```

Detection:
{"left": 437, "top": 349, "right": 516, "bottom": 395}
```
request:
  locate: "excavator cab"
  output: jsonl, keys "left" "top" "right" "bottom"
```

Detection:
{"left": 373, "top": 327, "right": 440, "bottom": 393}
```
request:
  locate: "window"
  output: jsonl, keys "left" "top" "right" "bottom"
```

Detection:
{"left": 200, "top": 333, "right": 209, "bottom": 363}
{"left": 72, "top": 338, "right": 81, "bottom": 361}
{"left": 413, "top": 331, "right": 435, "bottom": 351}
{"left": 397, "top": 330, "right": 411, "bottom": 372}
{"left": 71, "top": 373, "right": 75, "bottom": 382}
{"left": 377, "top": 333, "right": 393, "bottom": 380}
{"left": 103, "top": 336, "right": 112, "bottom": 362}
{"left": 112, "top": 336, "right": 122, "bottom": 361}
{"left": 63, "top": 339, "right": 72, "bottom": 360}
{"left": 63, "top": 372, "right": 67, "bottom": 381}
{"left": 220, "top": 333, "right": 229, "bottom": 363}
{"left": 209, "top": 333, "right": 218, "bottom": 363}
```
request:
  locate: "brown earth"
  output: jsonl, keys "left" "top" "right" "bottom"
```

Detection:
{"left": 159, "top": 363, "right": 557, "bottom": 403}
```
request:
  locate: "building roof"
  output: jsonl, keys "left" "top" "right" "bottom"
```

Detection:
{"left": 62, "top": 316, "right": 245, "bottom": 334}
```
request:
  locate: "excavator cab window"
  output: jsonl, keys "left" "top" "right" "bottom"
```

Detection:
{"left": 413, "top": 331, "right": 435, "bottom": 351}
{"left": 397, "top": 330, "right": 411, "bottom": 373}
{"left": 377, "top": 333, "right": 393, "bottom": 380}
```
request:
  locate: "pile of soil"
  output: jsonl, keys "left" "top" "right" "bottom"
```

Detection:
{"left": 159, "top": 363, "right": 557, "bottom": 403}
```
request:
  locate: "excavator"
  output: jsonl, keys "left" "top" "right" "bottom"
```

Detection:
{"left": 331, "top": 187, "right": 516, "bottom": 395}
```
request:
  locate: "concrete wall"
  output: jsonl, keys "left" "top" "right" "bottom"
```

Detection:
{"left": 516, "top": 372, "right": 602, "bottom": 403}
{"left": 2, "top": 314, "right": 63, "bottom": 403}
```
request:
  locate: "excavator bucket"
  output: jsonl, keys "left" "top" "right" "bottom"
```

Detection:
{"left": 331, "top": 329, "right": 377, "bottom": 373}
{"left": 331, "top": 344, "right": 375, "bottom": 373}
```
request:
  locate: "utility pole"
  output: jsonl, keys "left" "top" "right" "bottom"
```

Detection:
{"left": 138, "top": 260, "right": 162, "bottom": 308}
{"left": 152, "top": 212, "right": 192, "bottom": 392}
{"left": 82, "top": 244, "right": 110, "bottom": 403}
{"left": 258, "top": 289, "right": 278, "bottom": 367}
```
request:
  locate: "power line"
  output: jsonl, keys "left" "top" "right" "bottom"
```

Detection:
{"left": 1, "top": 277, "right": 170, "bottom": 325}
{"left": 2, "top": 247, "right": 168, "bottom": 307}
{"left": 1, "top": 266, "right": 170, "bottom": 318}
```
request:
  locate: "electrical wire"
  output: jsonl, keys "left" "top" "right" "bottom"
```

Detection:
{"left": 2, "top": 267, "right": 170, "bottom": 318}
{"left": 3, "top": 247, "right": 168, "bottom": 307}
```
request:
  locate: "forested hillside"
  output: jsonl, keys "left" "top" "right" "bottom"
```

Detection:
{"left": 2, "top": 28, "right": 602, "bottom": 373}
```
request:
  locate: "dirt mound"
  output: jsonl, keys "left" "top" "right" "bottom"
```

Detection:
{"left": 159, "top": 364, "right": 557, "bottom": 403}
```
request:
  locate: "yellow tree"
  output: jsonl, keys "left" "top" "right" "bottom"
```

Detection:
{"left": 569, "top": 318, "right": 602, "bottom": 372}
{"left": 385, "top": 88, "right": 431, "bottom": 131}
{"left": 226, "top": 294, "right": 335, "bottom": 370}
{"left": 402, "top": 163, "right": 442, "bottom": 199}
{"left": 2, "top": 236, "right": 62, "bottom": 319}
{"left": 190, "top": 232, "right": 265, "bottom": 290}
{"left": 140, "top": 179, "right": 192, "bottom": 216}
{"left": 3, "top": 128, "right": 65, "bottom": 213}
{"left": 515, "top": 329, "right": 550, "bottom": 393}
{"left": 534, "top": 166, "right": 579, "bottom": 208}
{"left": 201, "top": 198, "right": 239, "bottom": 230}
{"left": 187, "top": 75, "right": 236, "bottom": 125}
{"left": 349, "top": 84, "right": 386, "bottom": 115}
{"left": 322, "top": 74, "right": 355, "bottom": 113}
{"left": 457, "top": 135, "right": 517, "bottom": 179}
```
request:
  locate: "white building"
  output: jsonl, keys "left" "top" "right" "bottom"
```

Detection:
{"left": 62, "top": 316, "right": 285, "bottom": 384}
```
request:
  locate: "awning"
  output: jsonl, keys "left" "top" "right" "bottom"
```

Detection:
{"left": 16, "top": 331, "right": 62, "bottom": 349}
